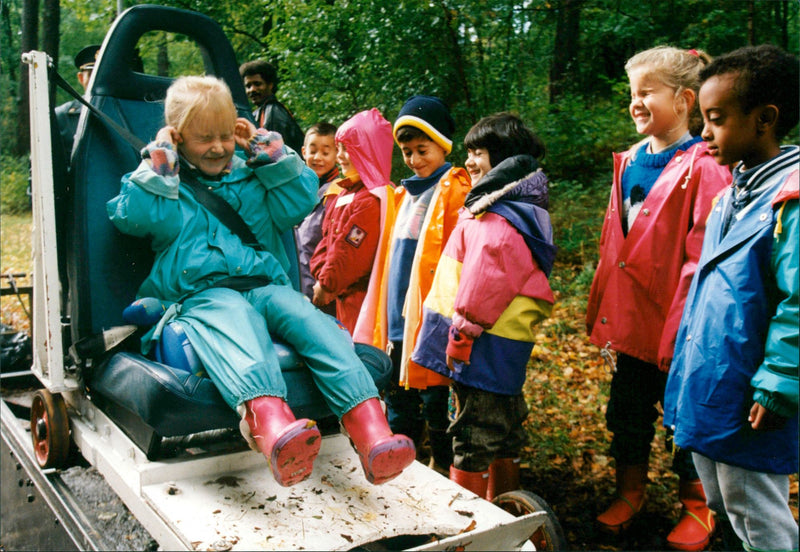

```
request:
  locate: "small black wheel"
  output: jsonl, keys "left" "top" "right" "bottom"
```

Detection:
{"left": 492, "top": 490, "right": 567, "bottom": 551}
{"left": 30, "top": 389, "right": 71, "bottom": 469}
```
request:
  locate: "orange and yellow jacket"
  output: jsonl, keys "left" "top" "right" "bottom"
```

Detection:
{"left": 353, "top": 167, "right": 471, "bottom": 389}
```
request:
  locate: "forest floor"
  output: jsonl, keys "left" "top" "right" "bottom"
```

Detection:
{"left": 2, "top": 212, "right": 797, "bottom": 550}
{"left": 517, "top": 261, "right": 799, "bottom": 549}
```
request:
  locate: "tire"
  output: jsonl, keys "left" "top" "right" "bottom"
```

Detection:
{"left": 492, "top": 490, "right": 567, "bottom": 551}
{"left": 30, "top": 389, "right": 71, "bottom": 469}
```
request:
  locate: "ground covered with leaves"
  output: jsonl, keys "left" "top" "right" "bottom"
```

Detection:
{"left": 516, "top": 262, "right": 799, "bottom": 550}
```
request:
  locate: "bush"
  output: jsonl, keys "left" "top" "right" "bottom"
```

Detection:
{"left": 537, "top": 83, "right": 639, "bottom": 184}
{"left": 549, "top": 176, "right": 608, "bottom": 267}
{"left": 0, "top": 155, "right": 31, "bottom": 215}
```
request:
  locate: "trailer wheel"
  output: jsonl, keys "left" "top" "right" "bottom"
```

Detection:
{"left": 492, "top": 490, "right": 567, "bottom": 551}
{"left": 30, "top": 389, "right": 71, "bottom": 469}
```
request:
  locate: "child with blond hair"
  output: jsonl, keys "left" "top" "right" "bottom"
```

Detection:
{"left": 107, "top": 76, "right": 414, "bottom": 488}
{"left": 586, "top": 47, "right": 731, "bottom": 548}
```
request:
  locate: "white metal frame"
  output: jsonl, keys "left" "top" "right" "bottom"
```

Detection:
{"left": 22, "top": 50, "right": 76, "bottom": 394}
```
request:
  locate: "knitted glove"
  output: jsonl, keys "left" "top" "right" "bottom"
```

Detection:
{"left": 446, "top": 326, "right": 474, "bottom": 364}
{"left": 247, "top": 129, "right": 286, "bottom": 166}
{"left": 141, "top": 141, "right": 179, "bottom": 176}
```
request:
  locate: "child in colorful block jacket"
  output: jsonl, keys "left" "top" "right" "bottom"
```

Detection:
{"left": 411, "top": 112, "right": 555, "bottom": 500}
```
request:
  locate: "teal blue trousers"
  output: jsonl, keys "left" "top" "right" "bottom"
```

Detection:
{"left": 176, "top": 285, "right": 378, "bottom": 418}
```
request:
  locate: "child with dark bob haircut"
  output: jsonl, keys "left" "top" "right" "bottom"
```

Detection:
{"left": 411, "top": 112, "right": 555, "bottom": 500}
{"left": 664, "top": 44, "right": 799, "bottom": 550}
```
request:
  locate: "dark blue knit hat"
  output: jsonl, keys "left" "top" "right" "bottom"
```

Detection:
{"left": 393, "top": 95, "right": 455, "bottom": 153}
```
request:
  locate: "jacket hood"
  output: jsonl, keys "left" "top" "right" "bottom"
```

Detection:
{"left": 466, "top": 154, "right": 556, "bottom": 275}
{"left": 467, "top": 154, "right": 549, "bottom": 215}
{"left": 335, "top": 108, "right": 394, "bottom": 191}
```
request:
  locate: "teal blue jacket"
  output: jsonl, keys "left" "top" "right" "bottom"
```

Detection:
{"left": 107, "top": 150, "right": 317, "bottom": 302}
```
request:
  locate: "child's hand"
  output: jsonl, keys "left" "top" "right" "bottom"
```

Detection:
{"left": 312, "top": 282, "right": 335, "bottom": 307}
{"left": 155, "top": 126, "right": 182, "bottom": 147}
{"left": 748, "top": 402, "right": 787, "bottom": 431}
{"left": 446, "top": 355, "right": 468, "bottom": 373}
{"left": 234, "top": 118, "right": 257, "bottom": 151}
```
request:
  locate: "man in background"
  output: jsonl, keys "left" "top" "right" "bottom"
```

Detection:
{"left": 240, "top": 59, "right": 304, "bottom": 154}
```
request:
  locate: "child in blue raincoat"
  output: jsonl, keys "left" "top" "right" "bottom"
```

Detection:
{"left": 664, "top": 45, "right": 799, "bottom": 550}
{"left": 107, "top": 76, "right": 414, "bottom": 487}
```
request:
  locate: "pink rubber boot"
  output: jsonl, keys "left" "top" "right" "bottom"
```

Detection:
{"left": 341, "top": 398, "right": 416, "bottom": 484}
{"left": 244, "top": 396, "right": 321, "bottom": 486}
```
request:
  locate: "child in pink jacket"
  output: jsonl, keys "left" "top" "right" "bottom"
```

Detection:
{"left": 586, "top": 47, "right": 731, "bottom": 547}
{"left": 310, "top": 109, "right": 393, "bottom": 334}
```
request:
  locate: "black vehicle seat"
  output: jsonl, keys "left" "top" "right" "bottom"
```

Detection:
{"left": 64, "top": 5, "right": 389, "bottom": 460}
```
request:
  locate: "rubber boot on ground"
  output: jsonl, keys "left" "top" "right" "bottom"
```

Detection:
{"left": 244, "top": 396, "right": 321, "bottom": 487}
{"left": 486, "top": 457, "right": 521, "bottom": 501}
{"left": 341, "top": 398, "right": 416, "bottom": 485}
{"left": 596, "top": 463, "right": 648, "bottom": 535}
{"left": 666, "top": 478, "right": 716, "bottom": 551}
{"left": 450, "top": 465, "right": 490, "bottom": 498}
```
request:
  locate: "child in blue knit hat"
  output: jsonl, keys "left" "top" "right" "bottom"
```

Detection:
{"left": 353, "top": 95, "right": 471, "bottom": 474}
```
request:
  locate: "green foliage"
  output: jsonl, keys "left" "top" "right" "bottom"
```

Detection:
{"left": 533, "top": 81, "right": 639, "bottom": 183}
{"left": 0, "top": 74, "right": 18, "bottom": 157}
{"left": 0, "top": 154, "right": 31, "bottom": 214}
{"left": 548, "top": 175, "right": 608, "bottom": 268}
{"left": 3, "top": 0, "right": 799, "bottom": 186}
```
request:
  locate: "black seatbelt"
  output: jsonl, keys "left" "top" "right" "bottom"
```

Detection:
{"left": 50, "top": 65, "right": 264, "bottom": 252}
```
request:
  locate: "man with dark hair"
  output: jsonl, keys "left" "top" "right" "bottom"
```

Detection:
{"left": 239, "top": 59, "right": 304, "bottom": 154}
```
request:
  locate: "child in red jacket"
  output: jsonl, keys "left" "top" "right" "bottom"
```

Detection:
{"left": 310, "top": 109, "right": 393, "bottom": 334}
{"left": 586, "top": 47, "right": 731, "bottom": 548}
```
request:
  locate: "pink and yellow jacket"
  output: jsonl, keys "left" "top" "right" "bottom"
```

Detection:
{"left": 411, "top": 156, "right": 554, "bottom": 395}
{"left": 586, "top": 140, "right": 731, "bottom": 369}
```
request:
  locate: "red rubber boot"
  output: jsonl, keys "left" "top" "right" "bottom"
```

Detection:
{"left": 244, "top": 396, "right": 321, "bottom": 487}
{"left": 341, "top": 398, "right": 416, "bottom": 484}
{"left": 666, "top": 478, "right": 716, "bottom": 551}
{"left": 596, "top": 464, "right": 648, "bottom": 534}
{"left": 450, "top": 465, "right": 490, "bottom": 498}
{"left": 486, "top": 457, "right": 521, "bottom": 501}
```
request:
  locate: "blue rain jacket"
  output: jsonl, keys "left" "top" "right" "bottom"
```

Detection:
{"left": 664, "top": 147, "right": 799, "bottom": 474}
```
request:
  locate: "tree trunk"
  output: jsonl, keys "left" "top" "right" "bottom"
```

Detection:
{"left": 776, "top": 0, "right": 789, "bottom": 50}
{"left": 42, "top": 0, "right": 59, "bottom": 108}
{"left": 747, "top": 0, "right": 755, "bottom": 45}
{"left": 1, "top": 0, "right": 16, "bottom": 82}
{"left": 16, "top": 0, "right": 39, "bottom": 156}
{"left": 549, "top": 0, "right": 581, "bottom": 104}
{"left": 157, "top": 34, "right": 169, "bottom": 77}
{"left": 438, "top": 1, "right": 472, "bottom": 111}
